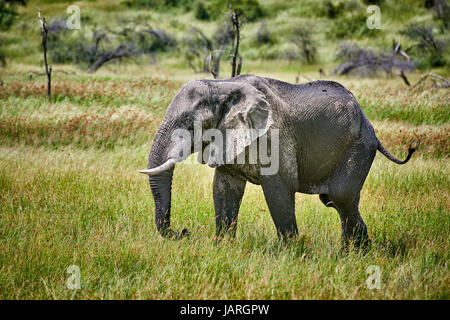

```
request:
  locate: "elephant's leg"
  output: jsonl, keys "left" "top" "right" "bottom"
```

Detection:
{"left": 260, "top": 175, "right": 298, "bottom": 241}
{"left": 213, "top": 168, "right": 246, "bottom": 238}
{"left": 330, "top": 192, "right": 369, "bottom": 249}
{"left": 326, "top": 139, "right": 376, "bottom": 249}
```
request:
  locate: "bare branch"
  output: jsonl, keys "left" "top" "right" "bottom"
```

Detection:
{"left": 229, "top": 3, "right": 244, "bottom": 77}
{"left": 88, "top": 43, "right": 136, "bottom": 73}
{"left": 37, "top": 8, "right": 52, "bottom": 100}
{"left": 413, "top": 73, "right": 449, "bottom": 88}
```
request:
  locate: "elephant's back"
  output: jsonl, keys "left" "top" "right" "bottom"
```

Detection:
{"left": 283, "top": 81, "right": 365, "bottom": 186}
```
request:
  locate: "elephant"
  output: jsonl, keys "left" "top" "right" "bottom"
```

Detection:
{"left": 140, "top": 74, "right": 419, "bottom": 248}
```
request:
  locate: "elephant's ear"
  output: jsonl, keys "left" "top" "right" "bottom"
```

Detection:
{"left": 203, "top": 82, "right": 273, "bottom": 167}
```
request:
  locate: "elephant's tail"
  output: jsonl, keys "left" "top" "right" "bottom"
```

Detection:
{"left": 377, "top": 138, "right": 420, "bottom": 164}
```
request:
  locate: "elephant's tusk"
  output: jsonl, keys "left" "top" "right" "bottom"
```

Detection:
{"left": 139, "top": 158, "right": 177, "bottom": 175}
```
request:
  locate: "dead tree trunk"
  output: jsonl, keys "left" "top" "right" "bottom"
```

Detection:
{"left": 229, "top": 4, "right": 244, "bottom": 78}
{"left": 210, "top": 50, "right": 223, "bottom": 79}
{"left": 88, "top": 43, "right": 135, "bottom": 73}
{"left": 38, "top": 9, "right": 52, "bottom": 100}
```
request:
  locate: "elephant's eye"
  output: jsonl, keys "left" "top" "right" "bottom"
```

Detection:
{"left": 181, "top": 115, "right": 193, "bottom": 129}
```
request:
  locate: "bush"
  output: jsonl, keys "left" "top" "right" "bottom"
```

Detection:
{"left": 327, "top": 13, "right": 380, "bottom": 39}
{"left": 194, "top": 1, "right": 210, "bottom": 20}
{"left": 197, "top": 0, "right": 265, "bottom": 22}
{"left": 48, "top": 30, "right": 95, "bottom": 66}
{"left": 331, "top": 42, "right": 415, "bottom": 77}
{"left": 122, "top": 0, "right": 192, "bottom": 10}
{"left": 362, "top": 0, "right": 384, "bottom": 5}
{"left": 47, "top": 18, "right": 177, "bottom": 71}
{"left": 320, "top": 0, "right": 346, "bottom": 19}
{"left": 291, "top": 26, "right": 318, "bottom": 64}
{"left": 0, "top": 1, "right": 21, "bottom": 30}
{"left": 136, "top": 29, "right": 177, "bottom": 53}
{"left": 254, "top": 21, "right": 274, "bottom": 45}
{"left": 401, "top": 23, "right": 448, "bottom": 68}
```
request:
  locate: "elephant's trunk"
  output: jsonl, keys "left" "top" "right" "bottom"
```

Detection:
{"left": 145, "top": 120, "right": 190, "bottom": 239}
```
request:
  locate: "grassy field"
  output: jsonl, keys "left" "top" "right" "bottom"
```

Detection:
{"left": 0, "top": 70, "right": 448, "bottom": 299}
{"left": 0, "top": 0, "right": 449, "bottom": 300}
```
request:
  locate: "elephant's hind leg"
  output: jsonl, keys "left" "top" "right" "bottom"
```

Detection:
{"left": 213, "top": 168, "right": 246, "bottom": 238}
{"left": 320, "top": 193, "right": 367, "bottom": 247}
{"left": 331, "top": 193, "right": 369, "bottom": 249}
{"left": 260, "top": 175, "right": 298, "bottom": 241}
{"left": 325, "top": 140, "right": 376, "bottom": 249}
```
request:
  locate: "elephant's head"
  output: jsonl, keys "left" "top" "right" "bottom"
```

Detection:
{"left": 140, "top": 79, "right": 273, "bottom": 238}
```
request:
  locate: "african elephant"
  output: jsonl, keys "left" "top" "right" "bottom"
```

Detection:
{"left": 140, "top": 74, "right": 418, "bottom": 248}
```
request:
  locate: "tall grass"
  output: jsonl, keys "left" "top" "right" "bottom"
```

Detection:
{"left": 0, "top": 75, "right": 448, "bottom": 299}
{"left": 0, "top": 146, "right": 448, "bottom": 299}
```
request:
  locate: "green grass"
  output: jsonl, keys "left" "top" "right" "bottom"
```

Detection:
{"left": 0, "top": 72, "right": 448, "bottom": 299}
{"left": 0, "top": 0, "right": 448, "bottom": 300}
{"left": 0, "top": 145, "right": 448, "bottom": 299}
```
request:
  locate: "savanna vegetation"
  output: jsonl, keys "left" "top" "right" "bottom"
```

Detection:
{"left": 0, "top": 0, "right": 448, "bottom": 299}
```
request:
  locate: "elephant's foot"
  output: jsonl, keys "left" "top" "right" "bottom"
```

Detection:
{"left": 160, "top": 228, "right": 189, "bottom": 240}
{"left": 341, "top": 226, "right": 372, "bottom": 253}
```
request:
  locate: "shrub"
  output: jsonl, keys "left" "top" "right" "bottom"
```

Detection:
{"left": 194, "top": 0, "right": 265, "bottom": 22}
{"left": 0, "top": 0, "right": 25, "bottom": 30}
{"left": 136, "top": 29, "right": 177, "bottom": 53}
{"left": 327, "top": 12, "right": 380, "bottom": 39}
{"left": 254, "top": 21, "right": 274, "bottom": 45}
{"left": 291, "top": 26, "right": 318, "bottom": 64}
{"left": 47, "top": 18, "right": 177, "bottom": 71}
{"left": 401, "top": 23, "right": 448, "bottom": 68}
{"left": 194, "top": 1, "right": 210, "bottom": 20}
{"left": 320, "top": 0, "right": 346, "bottom": 19}
{"left": 331, "top": 42, "right": 415, "bottom": 77}
{"left": 426, "top": 0, "right": 450, "bottom": 30}
{"left": 123, "top": 0, "right": 191, "bottom": 10}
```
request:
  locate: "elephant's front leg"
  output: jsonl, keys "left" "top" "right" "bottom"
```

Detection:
{"left": 260, "top": 175, "right": 298, "bottom": 241}
{"left": 213, "top": 168, "right": 246, "bottom": 238}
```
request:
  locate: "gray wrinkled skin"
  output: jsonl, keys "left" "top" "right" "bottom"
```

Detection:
{"left": 146, "top": 74, "right": 418, "bottom": 248}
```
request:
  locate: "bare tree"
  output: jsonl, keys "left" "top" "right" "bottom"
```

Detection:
{"left": 88, "top": 42, "right": 137, "bottom": 73}
{"left": 229, "top": 3, "right": 246, "bottom": 78}
{"left": 37, "top": 8, "right": 52, "bottom": 100}
{"left": 183, "top": 27, "right": 214, "bottom": 74}
{"left": 291, "top": 26, "right": 317, "bottom": 64}
{"left": 209, "top": 50, "right": 224, "bottom": 79}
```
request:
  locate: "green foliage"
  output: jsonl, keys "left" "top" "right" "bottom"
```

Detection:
{"left": 194, "top": 1, "right": 210, "bottom": 20}
{"left": 135, "top": 29, "right": 177, "bottom": 53}
{"left": 122, "top": 0, "right": 191, "bottom": 10}
{"left": 362, "top": 0, "right": 384, "bottom": 5}
{"left": 229, "top": 0, "right": 265, "bottom": 22}
{"left": 193, "top": 0, "right": 265, "bottom": 22}
{"left": 46, "top": 18, "right": 177, "bottom": 71}
{"left": 0, "top": 74, "right": 448, "bottom": 299}
{"left": 254, "top": 20, "right": 274, "bottom": 45}
{"left": 427, "top": 0, "right": 450, "bottom": 30}
{"left": 0, "top": 2, "right": 18, "bottom": 30}
{"left": 327, "top": 12, "right": 380, "bottom": 39}
{"left": 401, "top": 23, "right": 448, "bottom": 68}
{"left": 48, "top": 30, "right": 94, "bottom": 67}
{"left": 291, "top": 26, "right": 318, "bottom": 64}
{"left": 320, "top": 0, "right": 346, "bottom": 19}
